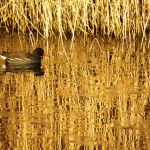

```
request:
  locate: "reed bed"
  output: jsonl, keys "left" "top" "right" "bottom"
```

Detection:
{"left": 0, "top": 0, "right": 149, "bottom": 40}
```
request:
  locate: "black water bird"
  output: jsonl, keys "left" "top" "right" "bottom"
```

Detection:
{"left": 0, "top": 48, "right": 46, "bottom": 75}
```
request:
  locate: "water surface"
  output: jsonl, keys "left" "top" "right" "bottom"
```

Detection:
{"left": 0, "top": 32, "right": 149, "bottom": 149}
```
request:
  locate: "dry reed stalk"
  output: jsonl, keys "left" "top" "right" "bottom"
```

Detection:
{"left": 0, "top": 0, "right": 149, "bottom": 40}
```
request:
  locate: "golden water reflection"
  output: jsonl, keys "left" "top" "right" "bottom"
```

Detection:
{"left": 0, "top": 33, "right": 149, "bottom": 149}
